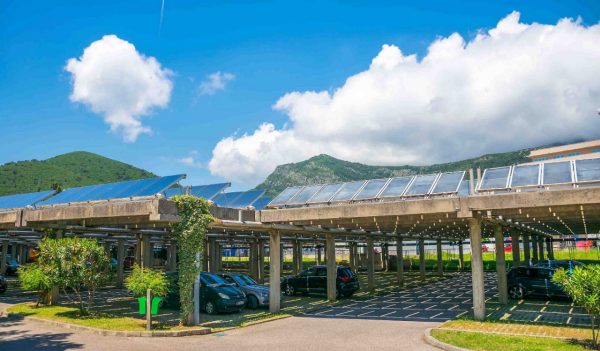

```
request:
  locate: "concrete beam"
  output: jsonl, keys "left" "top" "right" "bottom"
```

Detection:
{"left": 269, "top": 231, "right": 281, "bottom": 313}
{"left": 326, "top": 233, "right": 336, "bottom": 301}
{"left": 469, "top": 218, "right": 486, "bottom": 321}
{"left": 494, "top": 224, "right": 508, "bottom": 305}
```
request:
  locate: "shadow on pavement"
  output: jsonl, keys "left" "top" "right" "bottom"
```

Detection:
{"left": 0, "top": 314, "right": 83, "bottom": 350}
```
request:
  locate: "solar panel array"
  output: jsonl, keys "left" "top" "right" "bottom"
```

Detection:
{"left": 37, "top": 174, "right": 185, "bottom": 206}
{"left": 0, "top": 190, "right": 56, "bottom": 210}
{"left": 212, "top": 189, "right": 265, "bottom": 209}
{"left": 268, "top": 171, "right": 465, "bottom": 207}
{"left": 164, "top": 182, "right": 230, "bottom": 200}
{"left": 478, "top": 158, "right": 600, "bottom": 192}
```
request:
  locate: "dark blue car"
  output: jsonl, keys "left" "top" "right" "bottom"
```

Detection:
{"left": 507, "top": 266, "right": 569, "bottom": 300}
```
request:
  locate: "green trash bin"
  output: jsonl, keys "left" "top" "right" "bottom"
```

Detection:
{"left": 138, "top": 296, "right": 162, "bottom": 315}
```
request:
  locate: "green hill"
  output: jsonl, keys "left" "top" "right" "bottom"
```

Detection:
{"left": 0, "top": 151, "right": 155, "bottom": 196}
{"left": 257, "top": 149, "right": 531, "bottom": 197}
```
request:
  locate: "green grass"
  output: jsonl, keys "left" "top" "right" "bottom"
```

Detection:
{"left": 432, "top": 330, "right": 591, "bottom": 351}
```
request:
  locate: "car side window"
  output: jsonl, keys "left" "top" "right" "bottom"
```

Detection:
{"left": 300, "top": 268, "right": 316, "bottom": 277}
{"left": 316, "top": 268, "right": 327, "bottom": 277}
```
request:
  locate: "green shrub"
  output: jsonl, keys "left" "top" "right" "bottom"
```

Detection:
{"left": 125, "top": 265, "right": 170, "bottom": 298}
{"left": 18, "top": 264, "right": 51, "bottom": 307}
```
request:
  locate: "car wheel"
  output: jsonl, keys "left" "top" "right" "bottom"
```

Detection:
{"left": 285, "top": 284, "right": 295, "bottom": 296}
{"left": 509, "top": 286, "right": 524, "bottom": 299}
{"left": 247, "top": 295, "right": 259, "bottom": 309}
{"left": 205, "top": 300, "right": 217, "bottom": 315}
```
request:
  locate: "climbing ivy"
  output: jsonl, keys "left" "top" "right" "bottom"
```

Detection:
{"left": 170, "top": 195, "right": 213, "bottom": 325}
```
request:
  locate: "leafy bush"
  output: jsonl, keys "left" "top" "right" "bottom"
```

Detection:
{"left": 553, "top": 265, "right": 600, "bottom": 349}
{"left": 125, "top": 265, "right": 170, "bottom": 298}
{"left": 18, "top": 264, "right": 52, "bottom": 307}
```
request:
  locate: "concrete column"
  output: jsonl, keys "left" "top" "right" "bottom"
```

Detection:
{"left": 104, "top": 241, "right": 112, "bottom": 257}
{"left": 494, "top": 225, "right": 508, "bottom": 305}
{"left": 531, "top": 236, "right": 539, "bottom": 263}
{"left": 511, "top": 230, "right": 521, "bottom": 267}
{"left": 20, "top": 245, "right": 28, "bottom": 264}
{"left": 458, "top": 242, "right": 464, "bottom": 271}
{"left": 280, "top": 243, "right": 284, "bottom": 272}
{"left": 436, "top": 239, "right": 443, "bottom": 276}
{"left": 297, "top": 242, "right": 303, "bottom": 272}
{"left": 135, "top": 235, "right": 142, "bottom": 266}
{"left": 167, "top": 244, "right": 177, "bottom": 271}
{"left": 208, "top": 238, "right": 217, "bottom": 273}
{"left": 547, "top": 237, "right": 555, "bottom": 260}
{"left": 469, "top": 218, "right": 486, "bottom": 321}
{"left": 141, "top": 235, "right": 152, "bottom": 268}
{"left": 202, "top": 239, "right": 209, "bottom": 271}
{"left": 258, "top": 240, "right": 265, "bottom": 284}
{"left": 396, "top": 236, "right": 404, "bottom": 286}
{"left": 538, "top": 238, "right": 544, "bottom": 261}
{"left": 10, "top": 243, "right": 17, "bottom": 261}
{"left": 523, "top": 234, "right": 531, "bottom": 265}
{"left": 1, "top": 240, "right": 8, "bottom": 275}
{"left": 367, "top": 238, "right": 375, "bottom": 293}
{"left": 326, "top": 233, "right": 337, "bottom": 301}
{"left": 419, "top": 239, "right": 426, "bottom": 281}
{"left": 249, "top": 241, "right": 257, "bottom": 278}
{"left": 291, "top": 241, "right": 298, "bottom": 275}
{"left": 381, "top": 244, "right": 388, "bottom": 272}
{"left": 349, "top": 243, "right": 356, "bottom": 271}
{"left": 317, "top": 245, "right": 322, "bottom": 265}
{"left": 116, "top": 239, "right": 125, "bottom": 288}
{"left": 216, "top": 242, "right": 223, "bottom": 271}
{"left": 269, "top": 231, "right": 281, "bottom": 313}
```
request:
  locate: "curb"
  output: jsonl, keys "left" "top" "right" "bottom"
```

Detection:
{"left": 423, "top": 328, "right": 472, "bottom": 351}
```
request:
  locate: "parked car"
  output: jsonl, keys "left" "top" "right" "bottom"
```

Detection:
{"left": 4, "top": 256, "right": 20, "bottom": 276}
{"left": 123, "top": 256, "right": 135, "bottom": 270}
{"left": 0, "top": 274, "right": 7, "bottom": 293}
{"left": 507, "top": 266, "right": 569, "bottom": 300}
{"left": 220, "top": 272, "right": 269, "bottom": 309}
{"left": 536, "top": 260, "right": 585, "bottom": 271}
{"left": 281, "top": 265, "right": 359, "bottom": 298}
{"left": 163, "top": 272, "right": 246, "bottom": 314}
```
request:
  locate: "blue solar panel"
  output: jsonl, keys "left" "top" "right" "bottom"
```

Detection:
{"left": 252, "top": 197, "right": 272, "bottom": 210}
{"left": 164, "top": 187, "right": 184, "bottom": 197}
{"left": 0, "top": 190, "right": 56, "bottom": 210}
{"left": 212, "top": 191, "right": 243, "bottom": 207}
{"left": 37, "top": 175, "right": 185, "bottom": 206}
{"left": 228, "top": 189, "right": 265, "bottom": 208}
{"left": 190, "top": 183, "right": 230, "bottom": 200}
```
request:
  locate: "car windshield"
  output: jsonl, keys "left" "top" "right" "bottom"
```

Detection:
{"left": 238, "top": 274, "right": 257, "bottom": 286}
{"left": 202, "top": 273, "right": 227, "bottom": 287}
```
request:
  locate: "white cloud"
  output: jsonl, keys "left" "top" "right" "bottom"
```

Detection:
{"left": 198, "top": 71, "right": 235, "bottom": 96}
{"left": 177, "top": 150, "right": 203, "bottom": 168}
{"left": 65, "top": 35, "right": 173, "bottom": 142}
{"left": 209, "top": 12, "right": 600, "bottom": 185}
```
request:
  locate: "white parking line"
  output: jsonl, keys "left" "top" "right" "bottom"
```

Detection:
{"left": 430, "top": 312, "right": 444, "bottom": 319}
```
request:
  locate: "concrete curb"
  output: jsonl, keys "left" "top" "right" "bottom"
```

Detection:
{"left": 423, "top": 328, "right": 472, "bottom": 351}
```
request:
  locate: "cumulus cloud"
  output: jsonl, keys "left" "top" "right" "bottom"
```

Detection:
{"left": 198, "top": 71, "right": 235, "bottom": 96}
{"left": 65, "top": 35, "right": 173, "bottom": 142}
{"left": 177, "top": 151, "right": 203, "bottom": 168}
{"left": 209, "top": 12, "right": 600, "bottom": 185}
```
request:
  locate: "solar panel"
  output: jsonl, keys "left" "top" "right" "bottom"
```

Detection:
{"left": 479, "top": 167, "right": 511, "bottom": 190}
{"left": 575, "top": 158, "right": 600, "bottom": 182}
{"left": 542, "top": 161, "right": 572, "bottom": 185}
{"left": 190, "top": 183, "right": 230, "bottom": 200}
{"left": 458, "top": 179, "right": 470, "bottom": 196}
{"left": 405, "top": 174, "right": 438, "bottom": 196}
{"left": 331, "top": 181, "right": 365, "bottom": 202}
{"left": 0, "top": 190, "right": 56, "bottom": 210}
{"left": 164, "top": 187, "right": 183, "bottom": 197}
{"left": 228, "top": 189, "right": 265, "bottom": 208}
{"left": 287, "top": 185, "right": 323, "bottom": 205}
{"left": 212, "top": 191, "right": 244, "bottom": 207}
{"left": 37, "top": 175, "right": 185, "bottom": 206}
{"left": 308, "top": 183, "right": 344, "bottom": 203}
{"left": 431, "top": 171, "right": 464, "bottom": 194}
{"left": 354, "top": 179, "right": 388, "bottom": 200}
{"left": 510, "top": 164, "right": 540, "bottom": 187}
{"left": 379, "top": 176, "right": 413, "bottom": 198}
{"left": 252, "top": 197, "right": 272, "bottom": 210}
{"left": 268, "top": 186, "right": 303, "bottom": 206}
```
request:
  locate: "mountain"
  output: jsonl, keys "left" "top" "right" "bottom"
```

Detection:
{"left": 0, "top": 151, "right": 155, "bottom": 196}
{"left": 257, "top": 149, "right": 531, "bottom": 197}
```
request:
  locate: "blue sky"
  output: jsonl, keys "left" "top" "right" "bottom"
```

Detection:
{"left": 1, "top": 1, "right": 599, "bottom": 190}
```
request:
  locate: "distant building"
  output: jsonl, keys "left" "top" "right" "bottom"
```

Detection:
{"left": 528, "top": 139, "right": 600, "bottom": 162}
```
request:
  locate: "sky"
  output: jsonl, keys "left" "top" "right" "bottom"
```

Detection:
{"left": 1, "top": 1, "right": 599, "bottom": 190}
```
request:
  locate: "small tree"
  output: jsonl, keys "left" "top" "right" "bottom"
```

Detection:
{"left": 18, "top": 264, "right": 52, "bottom": 307}
{"left": 38, "top": 237, "right": 112, "bottom": 314}
{"left": 553, "top": 265, "right": 600, "bottom": 349}
{"left": 125, "top": 264, "right": 170, "bottom": 298}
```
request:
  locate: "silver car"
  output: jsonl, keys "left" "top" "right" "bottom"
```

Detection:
{"left": 220, "top": 273, "right": 269, "bottom": 309}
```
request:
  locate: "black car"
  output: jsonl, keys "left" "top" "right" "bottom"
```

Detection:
{"left": 282, "top": 265, "right": 359, "bottom": 298}
{"left": 536, "top": 260, "right": 585, "bottom": 271}
{"left": 0, "top": 274, "right": 7, "bottom": 294}
{"left": 507, "top": 266, "right": 568, "bottom": 300}
{"left": 163, "top": 272, "right": 247, "bottom": 314}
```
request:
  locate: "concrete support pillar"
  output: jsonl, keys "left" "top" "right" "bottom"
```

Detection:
{"left": 1, "top": 240, "right": 8, "bottom": 275}
{"left": 141, "top": 235, "right": 152, "bottom": 268}
{"left": 547, "top": 237, "right": 555, "bottom": 260}
{"left": 291, "top": 241, "right": 298, "bottom": 275}
{"left": 436, "top": 239, "right": 443, "bottom": 276}
{"left": 538, "top": 238, "right": 544, "bottom": 261}
{"left": 511, "top": 230, "right": 521, "bottom": 267}
{"left": 297, "top": 242, "right": 303, "bottom": 272}
{"left": 10, "top": 243, "right": 16, "bottom": 261}
{"left": 349, "top": 243, "right": 356, "bottom": 271}
{"left": 116, "top": 239, "right": 125, "bottom": 288}
{"left": 202, "top": 239, "right": 209, "bottom": 271}
{"left": 494, "top": 225, "right": 508, "bottom": 305}
{"left": 104, "top": 241, "right": 112, "bottom": 257}
{"left": 381, "top": 244, "right": 388, "bottom": 272}
{"left": 216, "top": 242, "right": 223, "bottom": 272}
{"left": 396, "top": 236, "right": 404, "bottom": 287}
{"left": 469, "top": 218, "right": 485, "bottom": 321}
{"left": 531, "top": 236, "right": 539, "bottom": 263}
{"left": 419, "top": 239, "right": 426, "bottom": 281}
{"left": 280, "top": 243, "right": 284, "bottom": 272}
{"left": 367, "top": 238, "right": 375, "bottom": 293}
{"left": 209, "top": 239, "right": 219, "bottom": 273}
{"left": 458, "top": 242, "right": 464, "bottom": 271}
{"left": 258, "top": 240, "right": 265, "bottom": 284}
{"left": 523, "top": 234, "right": 531, "bottom": 265}
{"left": 20, "top": 245, "right": 28, "bottom": 264}
{"left": 326, "top": 233, "right": 337, "bottom": 301}
{"left": 249, "top": 241, "right": 257, "bottom": 278}
{"left": 269, "top": 231, "right": 281, "bottom": 313}
{"left": 167, "top": 244, "right": 177, "bottom": 271}
{"left": 317, "top": 245, "right": 322, "bottom": 265}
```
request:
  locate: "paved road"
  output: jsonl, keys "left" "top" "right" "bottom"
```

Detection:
{"left": 0, "top": 313, "right": 441, "bottom": 351}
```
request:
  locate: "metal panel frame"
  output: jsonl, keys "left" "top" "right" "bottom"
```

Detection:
{"left": 430, "top": 171, "right": 465, "bottom": 195}
{"left": 508, "top": 164, "right": 542, "bottom": 189}
{"left": 574, "top": 157, "right": 600, "bottom": 186}
{"left": 267, "top": 186, "right": 304, "bottom": 207}
{"left": 306, "top": 183, "right": 345, "bottom": 205}
{"left": 540, "top": 161, "right": 575, "bottom": 187}
{"left": 378, "top": 176, "right": 416, "bottom": 199}
{"left": 403, "top": 173, "right": 441, "bottom": 197}
{"left": 286, "top": 184, "right": 326, "bottom": 205}
{"left": 477, "top": 166, "right": 512, "bottom": 192}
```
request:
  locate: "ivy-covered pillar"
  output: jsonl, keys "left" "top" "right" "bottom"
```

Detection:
{"left": 269, "top": 230, "right": 281, "bottom": 313}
